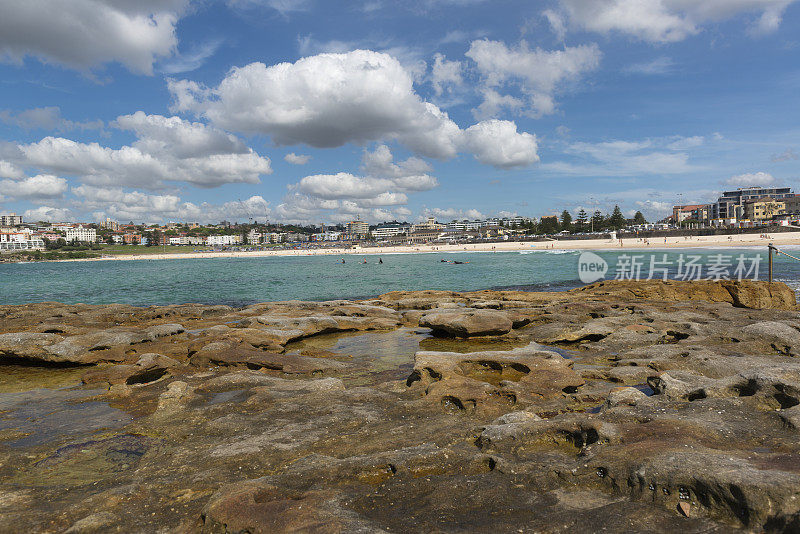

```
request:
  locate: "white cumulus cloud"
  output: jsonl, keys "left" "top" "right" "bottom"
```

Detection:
{"left": 466, "top": 39, "right": 601, "bottom": 118}
{"left": 169, "top": 49, "right": 538, "bottom": 169}
{"left": 9, "top": 112, "right": 272, "bottom": 189}
{"left": 0, "top": 0, "right": 187, "bottom": 74}
{"left": 555, "top": 0, "right": 796, "bottom": 43}
{"left": 1, "top": 174, "right": 67, "bottom": 200}
{"left": 23, "top": 205, "right": 73, "bottom": 222}
{"left": 462, "top": 120, "right": 539, "bottom": 169}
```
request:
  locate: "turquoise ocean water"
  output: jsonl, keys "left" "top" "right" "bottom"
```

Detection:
{"left": 0, "top": 248, "right": 795, "bottom": 306}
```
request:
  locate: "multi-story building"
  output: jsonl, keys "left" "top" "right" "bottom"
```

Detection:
{"left": 0, "top": 214, "right": 23, "bottom": 226}
{"left": 0, "top": 232, "right": 44, "bottom": 251}
{"left": 744, "top": 197, "right": 785, "bottom": 222}
{"left": 65, "top": 225, "right": 97, "bottom": 243}
{"left": 206, "top": 235, "right": 241, "bottom": 246}
{"left": 411, "top": 217, "right": 442, "bottom": 233}
{"left": 311, "top": 231, "right": 342, "bottom": 241}
{"left": 346, "top": 219, "right": 369, "bottom": 238}
{"left": 101, "top": 218, "right": 119, "bottom": 231}
{"left": 247, "top": 229, "right": 263, "bottom": 245}
{"left": 284, "top": 232, "right": 309, "bottom": 242}
{"left": 711, "top": 187, "right": 793, "bottom": 220}
{"left": 123, "top": 233, "right": 142, "bottom": 244}
{"left": 783, "top": 195, "right": 800, "bottom": 216}
{"left": 372, "top": 225, "right": 409, "bottom": 240}
{"left": 672, "top": 204, "right": 710, "bottom": 224}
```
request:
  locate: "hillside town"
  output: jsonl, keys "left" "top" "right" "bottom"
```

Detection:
{"left": 2, "top": 186, "right": 799, "bottom": 255}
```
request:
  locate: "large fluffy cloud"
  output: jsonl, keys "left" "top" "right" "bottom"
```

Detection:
{"left": 113, "top": 111, "right": 248, "bottom": 159}
{"left": 23, "top": 205, "right": 73, "bottom": 222}
{"left": 466, "top": 39, "right": 601, "bottom": 118}
{"left": 554, "top": 0, "right": 797, "bottom": 42}
{"left": 73, "top": 184, "right": 272, "bottom": 224}
{"left": 169, "top": 49, "right": 539, "bottom": 168}
{"left": 0, "top": 0, "right": 187, "bottom": 74}
{"left": 1, "top": 174, "right": 67, "bottom": 200}
{"left": 462, "top": 120, "right": 539, "bottom": 169}
{"left": 274, "top": 145, "right": 440, "bottom": 225}
{"left": 9, "top": 113, "right": 272, "bottom": 189}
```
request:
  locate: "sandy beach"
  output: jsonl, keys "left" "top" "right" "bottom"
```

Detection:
{"left": 56, "top": 231, "right": 800, "bottom": 262}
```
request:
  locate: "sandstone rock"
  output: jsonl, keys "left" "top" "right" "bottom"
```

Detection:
{"left": 419, "top": 309, "right": 514, "bottom": 337}
{"left": 81, "top": 352, "right": 176, "bottom": 387}
{"left": 628, "top": 449, "right": 800, "bottom": 528}
{"left": 575, "top": 279, "right": 796, "bottom": 310}
{"left": 64, "top": 512, "right": 117, "bottom": 533}
{"left": 201, "top": 484, "right": 383, "bottom": 534}
{"left": 0, "top": 332, "right": 66, "bottom": 364}
{"left": 188, "top": 339, "right": 347, "bottom": 375}
{"left": 407, "top": 343, "right": 584, "bottom": 414}
{"left": 605, "top": 386, "right": 650, "bottom": 408}
{"left": 145, "top": 323, "right": 185, "bottom": 339}
{"left": 741, "top": 321, "right": 800, "bottom": 356}
{"left": 478, "top": 413, "right": 620, "bottom": 452}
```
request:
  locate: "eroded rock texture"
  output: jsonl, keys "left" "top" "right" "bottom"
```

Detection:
{"left": 1, "top": 280, "right": 800, "bottom": 532}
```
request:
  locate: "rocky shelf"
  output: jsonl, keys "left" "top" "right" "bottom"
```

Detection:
{"left": 1, "top": 280, "right": 799, "bottom": 532}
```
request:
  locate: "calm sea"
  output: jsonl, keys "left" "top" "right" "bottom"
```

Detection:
{"left": 1, "top": 247, "right": 796, "bottom": 306}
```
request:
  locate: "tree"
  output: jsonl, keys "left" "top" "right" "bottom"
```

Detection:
{"left": 609, "top": 205, "right": 625, "bottom": 229}
{"left": 591, "top": 210, "right": 604, "bottom": 232}
{"left": 575, "top": 209, "right": 588, "bottom": 232}
{"left": 560, "top": 210, "right": 572, "bottom": 232}
{"left": 538, "top": 216, "right": 559, "bottom": 235}
{"left": 633, "top": 211, "right": 647, "bottom": 225}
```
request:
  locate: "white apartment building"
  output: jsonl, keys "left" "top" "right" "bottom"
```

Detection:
{"left": 372, "top": 226, "right": 409, "bottom": 240}
{"left": 0, "top": 232, "right": 45, "bottom": 251}
{"left": 169, "top": 236, "right": 192, "bottom": 246}
{"left": 247, "top": 230, "right": 263, "bottom": 245}
{"left": 0, "top": 214, "right": 23, "bottom": 226}
{"left": 65, "top": 225, "right": 97, "bottom": 243}
{"left": 206, "top": 235, "right": 241, "bottom": 246}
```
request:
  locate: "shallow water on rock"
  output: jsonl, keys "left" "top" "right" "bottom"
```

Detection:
{"left": 284, "top": 327, "right": 529, "bottom": 385}
{"left": 0, "top": 364, "right": 87, "bottom": 393}
{"left": 0, "top": 387, "right": 132, "bottom": 448}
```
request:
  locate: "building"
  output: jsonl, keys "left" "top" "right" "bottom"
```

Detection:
{"left": 346, "top": 219, "right": 369, "bottom": 238}
{"left": 392, "top": 228, "right": 442, "bottom": 244}
{"left": 65, "top": 225, "right": 97, "bottom": 243}
{"left": 247, "top": 229, "right": 263, "bottom": 245}
{"left": 671, "top": 204, "right": 710, "bottom": 225}
{"left": 411, "top": 217, "right": 443, "bottom": 233}
{"left": 0, "top": 214, "right": 23, "bottom": 226}
{"left": 206, "top": 235, "right": 241, "bottom": 246}
{"left": 744, "top": 197, "right": 785, "bottom": 222}
{"left": 101, "top": 218, "right": 119, "bottom": 231}
{"left": 711, "top": 187, "right": 794, "bottom": 220}
{"left": 123, "top": 233, "right": 143, "bottom": 244}
{"left": 312, "top": 231, "right": 342, "bottom": 241}
{"left": 372, "top": 225, "right": 409, "bottom": 240}
{"left": 284, "top": 232, "right": 309, "bottom": 242}
{"left": 0, "top": 232, "right": 44, "bottom": 251}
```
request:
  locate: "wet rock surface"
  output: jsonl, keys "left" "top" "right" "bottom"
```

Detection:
{"left": 1, "top": 280, "right": 800, "bottom": 532}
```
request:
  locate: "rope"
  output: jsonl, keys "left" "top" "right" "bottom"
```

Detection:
{"left": 772, "top": 246, "right": 800, "bottom": 262}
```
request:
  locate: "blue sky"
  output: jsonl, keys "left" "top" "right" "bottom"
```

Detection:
{"left": 0, "top": 0, "right": 798, "bottom": 225}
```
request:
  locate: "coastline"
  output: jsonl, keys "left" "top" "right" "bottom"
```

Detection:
{"left": 50, "top": 230, "right": 800, "bottom": 263}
